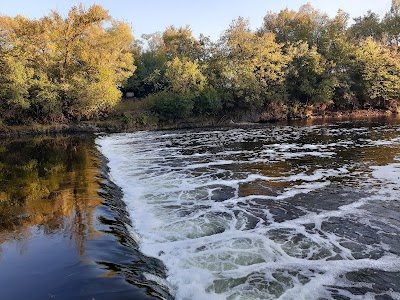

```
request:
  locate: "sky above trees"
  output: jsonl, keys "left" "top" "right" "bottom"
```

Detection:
{"left": 0, "top": 0, "right": 392, "bottom": 40}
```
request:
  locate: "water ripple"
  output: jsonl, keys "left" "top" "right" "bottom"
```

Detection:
{"left": 97, "top": 120, "right": 400, "bottom": 300}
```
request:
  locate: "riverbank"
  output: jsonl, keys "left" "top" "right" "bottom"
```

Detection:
{"left": 0, "top": 108, "right": 398, "bottom": 137}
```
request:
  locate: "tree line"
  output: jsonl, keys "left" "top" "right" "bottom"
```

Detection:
{"left": 0, "top": 2, "right": 399, "bottom": 126}
{"left": 124, "top": 0, "right": 400, "bottom": 122}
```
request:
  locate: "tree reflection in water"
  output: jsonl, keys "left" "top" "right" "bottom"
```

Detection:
{"left": 0, "top": 135, "right": 102, "bottom": 257}
{"left": 0, "top": 134, "right": 172, "bottom": 300}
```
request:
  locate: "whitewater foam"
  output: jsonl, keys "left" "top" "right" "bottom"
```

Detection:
{"left": 97, "top": 121, "right": 400, "bottom": 300}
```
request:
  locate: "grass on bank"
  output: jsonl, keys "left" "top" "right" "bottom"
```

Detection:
{"left": 96, "top": 97, "right": 158, "bottom": 130}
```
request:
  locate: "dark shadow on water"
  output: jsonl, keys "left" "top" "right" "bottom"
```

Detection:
{"left": 0, "top": 134, "right": 171, "bottom": 300}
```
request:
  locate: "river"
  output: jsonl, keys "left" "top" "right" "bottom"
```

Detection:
{"left": 1, "top": 117, "right": 399, "bottom": 300}
{"left": 97, "top": 117, "right": 400, "bottom": 300}
{"left": 0, "top": 134, "right": 170, "bottom": 300}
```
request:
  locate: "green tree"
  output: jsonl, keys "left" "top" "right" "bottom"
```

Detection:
{"left": 319, "top": 9, "right": 350, "bottom": 58}
{"left": 46, "top": 6, "right": 135, "bottom": 118}
{"left": 193, "top": 86, "right": 222, "bottom": 116}
{"left": 215, "top": 18, "right": 288, "bottom": 109}
{"left": 0, "top": 4, "right": 135, "bottom": 123}
{"left": 285, "top": 42, "right": 338, "bottom": 105}
{"left": 318, "top": 11, "right": 359, "bottom": 109}
{"left": 162, "top": 25, "right": 203, "bottom": 60}
{"left": 0, "top": 49, "right": 33, "bottom": 122}
{"left": 150, "top": 46, "right": 208, "bottom": 121}
{"left": 123, "top": 36, "right": 168, "bottom": 97}
{"left": 123, "top": 26, "right": 205, "bottom": 99}
{"left": 328, "top": 40, "right": 360, "bottom": 109}
{"left": 383, "top": 0, "right": 400, "bottom": 46}
{"left": 0, "top": 16, "right": 45, "bottom": 122}
{"left": 349, "top": 11, "right": 383, "bottom": 41}
{"left": 28, "top": 72, "right": 60, "bottom": 120}
{"left": 165, "top": 56, "right": 206, "bottom": 94}
{"left": 353, "top": 38, "right": 400, "bottom": 107}
{"left": 261, "top": 4, "right": 329, "bottom": 47}
{"left": 151, "top": 91, "right": 194, "bottom": 122}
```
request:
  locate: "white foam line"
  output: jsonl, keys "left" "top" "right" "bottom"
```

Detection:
{"left": 219, "top": 254, "right": 400, "bottom": 278}
{"left": 140, "top": 229, "right": 278, "bottom": 256}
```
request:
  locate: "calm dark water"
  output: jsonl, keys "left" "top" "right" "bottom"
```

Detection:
{"left": 97, "top": 117, "right": 400, "bottom": 300}
{"left": 0, "top": 135, "right": 170, "bottom": 300}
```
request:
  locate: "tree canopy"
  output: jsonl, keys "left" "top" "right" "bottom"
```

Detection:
{"left": 0, "top": 2, "right": 399, "bottom": 126}
{"left": 0, "top": 4, "right": 135, "bottom": 124}
{"left": 127, "top": 2, "right": 400, "bottom": 123}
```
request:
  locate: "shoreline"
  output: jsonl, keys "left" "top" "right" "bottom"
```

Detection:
{"left": 0, "top": 109, "right": 398, "bottom": 137}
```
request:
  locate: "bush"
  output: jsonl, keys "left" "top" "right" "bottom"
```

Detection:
{"left": 193, "top": 86, "right": 222, "bottom": 116}
{"left": 150, "top": 91, "right": 194, "bottom": 122}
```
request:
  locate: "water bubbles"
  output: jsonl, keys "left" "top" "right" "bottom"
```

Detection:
{"left": 97, "top": 120, "right": 400, "bottom": 300}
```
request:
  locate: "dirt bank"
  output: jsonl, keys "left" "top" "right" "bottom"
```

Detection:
{"left": 0, "top": 109, "right": 398, "bottom": 137}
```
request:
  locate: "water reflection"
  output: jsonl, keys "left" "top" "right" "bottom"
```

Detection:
{"left": 0, "top": 135, "right": 171, "bottom": 300}
{"left": 0, "top": 135, "right": 101, "bottom": 257}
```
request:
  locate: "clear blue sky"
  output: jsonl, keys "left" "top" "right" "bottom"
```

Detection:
{"left": 0, "top": 0, "right": 392, "bottom": 41}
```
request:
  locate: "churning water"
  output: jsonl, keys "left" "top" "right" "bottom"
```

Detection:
{"left": 97, "top": 119, "right": 400, "bottom": 300}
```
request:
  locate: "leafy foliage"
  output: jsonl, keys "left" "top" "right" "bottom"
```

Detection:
{"left": 1, "top": 3, "right": 400, "bottom": 126}
{"left": 261, "top": 4, "right": 329, "bottom": 47}
{"left": 166, "top": 57, "right": 206, "bottom": 94}
{"left": 354, "top": 38, "right": 400, "bottom": 107}
{"left": 0, "top": 4, "right": 135, "bottom": 123}
{"left": 127, "top": 2, "right": 400, "bottom": 124}
{"left": 383, "top": 0, "right": 400, "bottom": 46}
{"left": 151, "top": 91, "right": 194, "bottom": 122}
{"left": 285, "top": 42, "right": 338, "bottom": 104}
{"left": 214, "top": 18, "right": 289, "bottom": 109}
{"left": 349, "top": 11, "right": 383, "bottom": 41}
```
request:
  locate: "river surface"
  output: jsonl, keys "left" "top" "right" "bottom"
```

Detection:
{"left": 97, "top": 117, "right": 400, "bottom": 300}
{"left": 0, "top": 135, "right": 169, "bottom": 300}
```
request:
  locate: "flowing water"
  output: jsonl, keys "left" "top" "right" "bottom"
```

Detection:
{"left": 97, "top": 118, "right": 400, "bottom": 300}
{"left": 0, "top": 135, "right": 170, "bottom": 300}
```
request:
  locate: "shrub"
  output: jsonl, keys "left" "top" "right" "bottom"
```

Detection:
{"left": 150, "top": 91, "right": 194, "bottom": 122}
